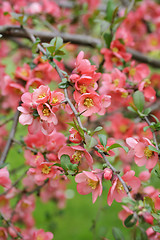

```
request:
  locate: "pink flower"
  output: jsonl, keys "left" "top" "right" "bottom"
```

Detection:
{"left": 78, "top": 93, "right": 101, "bottom": 116}
{"left": 0, "top": 227, "right": 8, "bottom": 240}
{"left": 58, "top": 145, "right": 93, "bottom": 169}
{"left": 0, "top": 167, "right": 11, "bottom": 189}
{"left": 107, "top": 170, "right": 141, "bottom": 206}
{"left": 33, "top": 229, "right": 53, "bottom": 240}
{"left": 75, "top": 169, "right": 103, "bottom": 203}
{"left": 69, "top": 127, "right": 82, "bottom": 143}
{"left": 37, "top": 103, "right": 57, "bottom": 124}
{"left": 32, "top": 85, "right": 51, "bottom": 104}
{"left": 126, "top": 137, "right": 158, "bottom": 171}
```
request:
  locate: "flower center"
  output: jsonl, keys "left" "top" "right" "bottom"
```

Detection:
{"left": 121, "top": 92, "right": 128, "bottom": 98}
{"left": 119, "top": 124, "right": 128, "bottom": 133}
{"left": 35, "top": 71, "right": 43, "bottom": 79}
{"left": 129, "top": 68, "right": 136, "bottom": 77}
{"left": 52, "top": 97, "right": 59, "bottom": 104}
{"left": 84, "top": 98, "right": 94, "bottom": 108}
{"left": 80, "top": 85, "right": 87, "bottom": 94}
{"left": 111, "top": 57, "right": 118, "bottom": 63}
{"left": 37, "top": 236, "right": 43, "bottom": 240}
{"left": 151, "top": 38, "right": 158, "bottom": 46}
{"left": 87, "top": 179, "right": 98, "bottom": 190}
{"left": 116, "top": 180, "right": 124, "bottom": 193}
{"left": 72, "top": 151, "right": 82, "bottom": 162}
{"left": 112, "top": 47, "right": 118, "bottom": 53}
{"left": 0, "top": 230, "right": 5, "bottom": 237}
{"left": 144, "top": 147, "right": 153, "bottom": 159}
{"left": 22, "top": 202, "right": 29, "bottom": 209}
{"left": 38, "top": 93, "right": 46, "bottom": 98}
{"left": 144, "top": 79, "right": 151, "bottom": 87}
{"left": 41, "top": 165, "right": 51, "bottom": 175}
{"left": 113, "top": 79, "right": 119, "bottom": 87}
{"left": 21, "top": 69, "right": 29, "bottom": 77}
{"left": 42, "top": 107, "right": 50, "bottom": 116}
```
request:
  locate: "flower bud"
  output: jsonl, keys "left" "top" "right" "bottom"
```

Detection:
{"left": 104, "top": 168, "right": 112, "bottom": 180}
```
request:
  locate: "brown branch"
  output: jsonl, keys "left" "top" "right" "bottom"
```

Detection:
{"left": 1, "top": 25, "right": 160, "bottom": 68}
{"left": 54, "top": 0, "right": 107, "bottom": 12}
{"left": 0, "top": 109, "right": 20, "bottom": 165}
{"left": 0, "top": 117, "right": 14, "bottom": 127}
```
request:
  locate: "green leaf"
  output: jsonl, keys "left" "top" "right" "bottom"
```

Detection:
{"left": 122, "top": 197, "right": 136, "bottom": 205}
{"left": 103, "top": 32, "right": 112, "bottom": 48}
{"left": 150, "top": 114, "right": 160, "bottom": 123}
{"left": 143, "top": 108, "right": 151, "bottom": 116}
{"left": 93, "top": 126, "right": 103, "bottom": 133}
{"left": 127, "top": 106, "right": 137, "bottom": 113}
{"left": 148, "top": 145, "right": 159, "bottom": 153}
{"left": 60, "top": 154, "right": 70, "bottom": 171}
{"left": 49, "top": 61, "right": 56, "bottom": 68}
{"left": 11, "top": 12, "right": 28, "bottom": 25}
{"left": 85, "top": 135, "right": 98, "bottom": 150}
{"left": 124, "top": 214, "right": 137, "bottom": 228}
{"left": 105, "top": 0, "right": 115, "bottom": 22}
{"left": 98, "top": 134, "right": 107, "bottom": 147}
{"left": 112, "top": 227, "right": 125, "bottom": 240}
{"left": 58, "top": 82, "right": 69, "bottom": 89}
{"left": 143, "top": 126, "right": 150, "bottom": 132}
{"left": 32, "top": 37, "right": 41, "bottom": 53}
{"left": 133, "top": 91, "right": 145, "bottom": 112}
{"left": 152, "top": 226, "right": 160, "bottom": 233}
{"left": 107, "top": 143, "right": 128, "bottom": 153}
{"left": 144, "top": 196, "right": 155, "bottom": 212}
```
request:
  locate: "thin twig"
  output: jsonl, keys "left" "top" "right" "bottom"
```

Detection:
{"left": 0, "top": 109, "right": 20, "bottom": 165}
{"left": 0, "top": 117, "right": 14, "bottom": 127}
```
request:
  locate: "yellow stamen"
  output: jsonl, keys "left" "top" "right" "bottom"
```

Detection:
{"left": 116, "top": 180, "right": 124, "bottom": 193}
{"left": 121, "top": 92, "right": 128, "bottom": 98}
{"left": 144, "top": 78, "right": 151, "bottom": 87}
{"left": 80, "top": 85, "right": 87, "bottom": 94}
{"left": 52, "top": 97, "right": 59, "bottom": 104}
{"left": 84, "top": 98, "right": 94, "bottom": 108}
{"left": 0, "top": 230, "right": 5, "bottom": 237}
{"left": 42, "top": 107, "right": 50, "bottom": 117}
{"left": 151, "top": 38, "right": 158, "bottom": 46}
{"left": 144, "top": 147, "right": 153, "bottom": 159}
{"left": 112, "top": 47, "right": 118, "bottom": 53}
{"left": 35, "top": 71, "right": 43, "bottom": 79}
{"left": 37, "top": 236, "right": 43, "bottom": 240}
{"left": 111, "top": 57, "right": 118, "bottom": 63}
{"left": 119, "top": 124, "right": 128, "bottom": 133}
{"left": 21, "top": 69, "right": 29, "bottom": 77}
{"left": 41, "top": 165, "right": 51, "bottom": 175}
{"left": 22, "top": 202, "right": 29, "bottom": 209}
{"left": 113, "top": 79, "right": 119, "bottom": 87}
{"left": 72, "top": 151, "right": 82, "bottom": 162}
{"left": 38, "top": 93, "right": 46, "bottom": 98}
{"left": 129, "top": 68, "right": 136, "bottom": 77}
{"left": 87, "top": 179, "right": 98, "bottom": 190}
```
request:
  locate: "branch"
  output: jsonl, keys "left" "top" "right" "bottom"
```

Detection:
{"left": 1, "top": 25, "right": 160, "bottom": 68}
{"left": 0, "top": 117, "right": 14, "bottom": 127}
{"left": 22, "top": 26, "right": 136, "bottom": 200}
{"left": 0, "top": 109, "right": 20, "bottom": 165}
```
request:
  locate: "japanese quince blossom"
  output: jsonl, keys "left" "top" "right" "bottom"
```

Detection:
{"left": 75, "top": 169, "right": 103, "bottom": 203}
{"left": 18, "top": 85, "right": 64, "bottom": 135}
{"left": 58, "top": 145, "right": 93, "bottom": 170}
{"left": 126, "top": 137, "right": 158, "bottom": 171}
{"left": 0, "top": 167, "right": 11, "bottom": 189}
{"left": 33, "top": 229, "right": 53, "bottom": 240}
{"left": 107, "top": 170, "right": 141, "bottom": 206}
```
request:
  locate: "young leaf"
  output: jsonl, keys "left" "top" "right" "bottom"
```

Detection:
{"left": 93, "top": 126, "right": 103, "bottom": 133}
{"left": 112, "top": 227, "right": 125, "bottom": 240}
{"left": 124, "top": 214, "right": 137, "bottom": 228}
{"left": 107, "top": 143, "right": 128, "bottom": 153}
{"left": 60, "top": 154, "right": 70, "bottom": 171}
{"left": 148, "top": 145, "right": 159, "bottom": 153}
{"left": 98, "top": 134, "right": 107, "bottom": 147}
{"left": 152, "top": 226, "right": 160, "bottom": 233}
{"left": 133, "top": 91, "right": 145, "bottom": 112}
